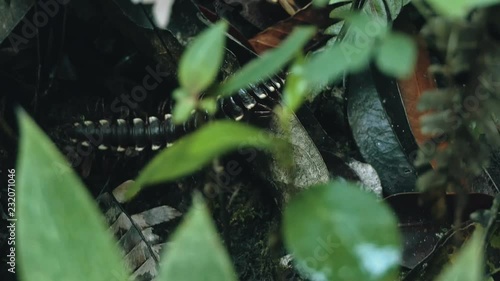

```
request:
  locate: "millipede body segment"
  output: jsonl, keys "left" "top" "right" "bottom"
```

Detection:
{"left": 64, "top": 75, "right": 285, "bottom": 152}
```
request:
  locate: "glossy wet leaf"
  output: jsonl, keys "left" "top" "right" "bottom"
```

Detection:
{"left": 127, "top": 121, "right": 285, "bottom": 199}
{"left": 427, "top": 0, "right": 500, "bottom": 19}
{"left": 16, "top": 110, "right": 129, "bottom": 281}
{"left": 435, "top": 227, "right": 484, "bottom": 281}
{"left": 284, "top": 181, "right": 401, "bottom": 281}
{"left": 178, "top": 21, "right": 227, "bottom": 95}
{"left": 217, "top": 26, "right": 315, "bottom": 97}
{"left": 348, "top": 68, "right": 417, "bottom": 194}
{"left": 157, "top": 195, "right": 237, "bottom": 281}
{"left": 375, "top": 32, "right": 417, "bottom": 78}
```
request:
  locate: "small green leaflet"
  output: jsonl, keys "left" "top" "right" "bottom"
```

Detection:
{"left": 172, "top": 88, "right": 196, "bottom": 124}
{"left": 282, "top": 55, "right": 309, "bottom": 113}
{"left": 178, "top": 21, "right": 228, "bottom": 95}
{"left": 216, "top": 26, "right": 315, "bottom": 97}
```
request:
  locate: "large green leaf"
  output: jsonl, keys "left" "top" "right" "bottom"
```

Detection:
{"left": 216, "top": 26, "right": 315, "bottom": 97}
{"left": 284, "top": 181, "right": 401, "bottom": 281}
{"left": 157, "top": 195, "right": 237, "bottom": 281}
{"left": 16, "top": 110, "right": 128, "bottom": 281}
{"left": 127, "top": 120, "right": 285, "bottom": 199}
{"left": 178, "top": 21, "right": 228, "bottom": 95}
{"left": 375, "top": 32, "right": 417, "bottom": 78}
{"left": 427, "top": 0, "right": 500, "bottom": 19}
{"left": 435, "top": 227, "right": 484, "bottom": 281}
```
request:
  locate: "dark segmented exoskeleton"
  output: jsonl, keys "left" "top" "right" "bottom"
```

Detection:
{"left": 67, "top": 112, "right": 206, "bottom": 152}
{"left": 64, "top": 74, "right": 285, "bottom": 153}
{"left": 219, "top": 74, "right": 284, "bottom": 120}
